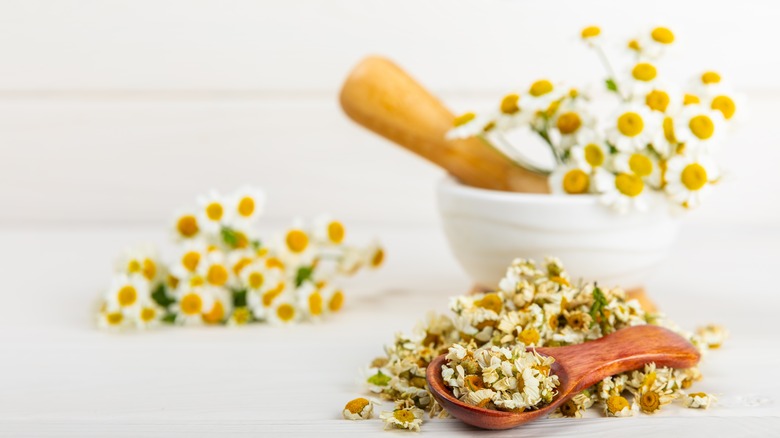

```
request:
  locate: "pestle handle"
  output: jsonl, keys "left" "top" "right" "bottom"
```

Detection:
{"left": 339, "top": 56, "right": 549, "bottom": 193}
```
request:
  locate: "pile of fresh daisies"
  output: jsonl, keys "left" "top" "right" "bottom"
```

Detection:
{"left": 342, "top": 257, "right": 724, "bottom": 431}
{"left": 448, "top": 26, "right": 743, "bottom": 213}
{"left": 96, "top": 187, "right": 383, "bottom": 329}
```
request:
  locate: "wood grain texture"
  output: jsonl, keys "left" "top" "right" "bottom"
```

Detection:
{"left": 340, "top": 56, "right": 549, "bottom": 193}
{"left": 427, "top": 325, "right": 700, "bottom": 430}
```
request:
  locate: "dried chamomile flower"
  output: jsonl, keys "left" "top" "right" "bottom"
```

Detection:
{"left": 550, "top": 391, "right": 593, "bottom": 418}
{"left": 342, "top": 397, "right": 374, "bottom": 420}
{"left": 604, "top": 395, "right": 635, "bottom": 417}
{"left": 380, "top": 405, "right": 424, "bottom": 432}
{"left": 684, "top": 392, "right": 716, "bottom": 409}
{"left": 695, "top": 324, "right": 728, "bottom": 349}
{"left": 95, "top": 187, "right": 382, "bottom": 330}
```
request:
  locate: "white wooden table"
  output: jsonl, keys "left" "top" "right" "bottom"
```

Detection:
{"left": 1, "top": 223, "right": 778, "bottom": 437}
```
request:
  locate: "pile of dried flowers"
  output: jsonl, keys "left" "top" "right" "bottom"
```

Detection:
{"left": 343, "top": 257, "right": 724, "bottom": 431}
{"left": 96, "top": 187, "right": 383, "bottom": 329}
{"left": 448, "top": 26, "right": 744, "bottom": 213}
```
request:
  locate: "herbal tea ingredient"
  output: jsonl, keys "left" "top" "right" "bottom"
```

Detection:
{"left": 441, "top": 343, "right": 560, "bottom": 412}
{"left": 351, "top": 257, "right": 724, "bottom": 429}
{"left": 96, "top": 187, "right": 383, "bottom": 329}
{"left": 448, "top": 26, "right": 744, "bottom": 213}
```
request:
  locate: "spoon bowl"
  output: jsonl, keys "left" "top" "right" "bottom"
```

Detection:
{"left": 426, "top": 325, "right": 700, "bottom": 430}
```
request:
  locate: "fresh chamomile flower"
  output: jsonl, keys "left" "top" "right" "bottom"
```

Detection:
{"left": 97, "top": 304, "right": 128, "bottom": 330}
{"left": 690, "top": 70, "right": 731, "bottom": 98}
{"left": 549, "top": 164, "right": 593, "bottom": 195}
{"left": 133, "top": 300, "right": 164, "bottom": 329}
{"left": 611, "top": 150, "right": 662, "bottom": 188}
{"left": 446, "top": 111, "right": 495, "bottom": 140}
{"left": 641, "top": 85, "right": 682, "bottom": 115}
{"left": 342, "top": 397, "right": 375, "bottom": 420}
{"left": 580, "top": 25, "right": 603, "bottom": 46}
{"left": 170, "top": 240, "right": 208, "bottom": 280}
{"left": 276, "top": 226, "right": 316, "bottom": 268}
{"left": 672, "top": 105, "right": 725, "bottom": 152}
{"left": 706, "top": 91, "right": 746, "bottom": 124}
{"left": 664, "top": 153, "right": 720, "bottom": 209}
{"left": 380, "top": 406, "right": 424, "bottom": 432}
{"left": 596, "top": 171, "right": 650, "bottom": 213}
{"left": 267, "top": 294, "right": 300, "bottom": 325}
{"left": 201, "top": 286, "right": 231, "bottom": 325}
{"left": 312, "top": 215, "right": 346, "bottom": 246}
{"left": 197, "top": 190, "right": 231, "bottom": 233}
{"left": 226, "top": 248, "right": 257, "bottom": 280}
{"left": 172, "top": 211, "right": 201, "bottom": 240}
{"left": 684, "top": 392, "right": 716, "bottom": 409}
{"left": 323, "top": 285, "right": 345, "bottom": 314}
{"left": 523, "top": 79, "right": 565, "bottom": 116}
{"left": 362, "top": 240, "right": 385, "bottom": 270}
{"left": 636, "top": 26, "right": 675, "bottom": 59}
{"left": 197, "top": 250, "right": 232, "bottom": 288}
{"left": 569, "top": 132, "right": 610, "bottom": 171}
{"left": 228, "top": 307, "right": 253, "bottom": 326}
{"left": 229, "top": 187, "right": 265, "bottom": 224}
{"left": 623, "top": 61, "right": 660, "bottom": 98}
{"left": 297, "top": 282, "right": 325, "bottom": 320}
{"left": 172, "top": 286, "right": 214, "bottom": 325}
{"left": 551, "top": 100, "right": 596, "bottom": 149}
{"left": 606, "top": 104, "right": 662, "bottom": 152}
{"left": 104, "top": 274, "right": 150, "bottom": 312}
{"left": 117, "top": 244, "right": 161, "bottom": 284}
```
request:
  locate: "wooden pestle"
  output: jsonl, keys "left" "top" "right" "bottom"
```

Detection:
{"left": 339, "top": 56, "right": 549, "bottom": 193}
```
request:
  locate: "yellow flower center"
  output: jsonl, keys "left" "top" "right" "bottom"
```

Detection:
{"left": 663, "top": 117, "right": 677, "bottom": 143}
{"left": 205, "top": 202, "right": 223, "bottom": 221}
{"left": 500, "top": 93, "right": 520, "bottom": 115}
{"left": 106, "top": 312, "right": 124, "bottom": 325}
{"left": 711, "top": 95, "right": 735, "bottom": 120}
{"left": 518, "top": 327, "right": 540, "bottom": 345}
{"left": 327, "top": 221, "right": 345, "bottom": 244}
{"left": 615, "top": 173, "right": 644, "bottom": 197}
{"left": 232, "top": 307, "right": 251, "bottom": 325}
{"left": 190, "top": 276, "right": 205, "bottom": 287}
{"left": 207, "top": 264, "right": 229, "bottom": 286}
{"left": 645, "top": 90, "right": 670, "bottom": 112}
{"left": 371, "top": 248, "right": 385, "bottom": 268}
{"left": 556, "top": 112, "right": 582, "bottom": 134}
{"left": 393, "top": 409, "right": 416, "bottom": 423}
{"left": 689, "top": 115, "right": 715, "bottom": 140}
{"left": 640, "top": 391, "right": 661, "bottom": 413}
{"left": 476, "top": 293, "right": 503, "bottom": 313}
{"left": 632, "top": 63, "right": 657, "bottom": 82}
{"left": 628, "top": 39, "right": 641, "bottom": 51}
{"left": 142, "top": 259, "right": 156, "bottom": 281}
{"left": 629, "top": 154, "right": 653, "bottom": 177}
{"left": 329, "top": 290, "right": 344, "bottom": 312}
{"left": 581, "top": 26, "right": 601, "bottom": 39}
{"left": 308, "top": 291, "right": 323, "bottom": 316}
{"left": 562, "top": 169, "right": 590, "bottom": 194}
{"left": 482, "top": 121, "right": 496, "bottom": 133}
{"left": 617, "top": 112, "right": 644, "bottom": 137}
{"left": 453, "top": 112, "right": 476, "bottom": 127}
{"left": 180, "top": 293, "right": 203, "bottom": 315}
{"left": 607, "top": 395, "right": 630, "bottom": 414}
{"left": 345, "top": 398, "right": 370, "bottom": 414}
{"left": 248, "top": 271, "right": 265, "bottom": 289}
{"left": 584, "top": 144, "right": 605, "bottom": 167}
{"left": 683, "top": 94, "right": 700, "bottom": 105}
{"left": 176, "top": 215, "right": 199, "bottom": 237}
{"left": 127, "top": 260, "right": 141, "bottom": 274}
{"left": 651, "top": 27, "right": 675, "bottom": 44}
{"left": 276, "top": 303, "right": 295, "bottom": 322}
{"left": 701, "top": 71, "right": 721, "bottom": 84}
{"left": 202, "top": 301, "right": 225, "bottom": 324}
{"left": 237, "top": 196, "right": 255, "bottom": 217}
{"left": 266, "top": 257, "right": 285, "bottom": 270}
{"left": 117, "top": 285, "right": 137, "bottom": 307}
{"left": 140, "top": 307, "right": 156, "bottom": 322}
{"left": 529, "top": 80, "right": 553, "bottom": 97}
{"left": 560, "top": 399, "right": 579, "bottom": 417}
{"left": 262, "top": 283, "right": 285, "bottom": 307}
{"left": 232, "top": 257, "right": 252, "bottom": 275}
{"left": 681, "top": 163, "right": 708, "bottom": 191}
{"left": 285, "top": 229, "right": 309, "bottom": 253}
{"left": 182, "top": 251, "right": 200, "bottom": 272}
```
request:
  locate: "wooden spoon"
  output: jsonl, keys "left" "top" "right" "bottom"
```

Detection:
{"left": 339, "top": 56, "right": 549, "bottom": 193}
{"left": 426, "top": 325, "right": 700, "bottom": 430}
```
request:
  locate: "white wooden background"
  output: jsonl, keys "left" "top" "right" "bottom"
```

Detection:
{"left": 0, "top": 0, "right": 778, "bottom": 227}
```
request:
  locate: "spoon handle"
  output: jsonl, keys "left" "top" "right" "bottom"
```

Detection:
{"left": 536, "top": 325, "right": 700, "bottom": 393}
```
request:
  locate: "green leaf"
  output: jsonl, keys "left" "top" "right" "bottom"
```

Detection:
{"left": 233, "top": 288, "right": 248, "bottom": 308}
{"left": 151, "top": 283, "right": 175, "bottom": 308}
{"left": 367, "top": 370, "right": 391, "bottom": 387}
{"left": 221, "top": 226, "right": 239, "bottom": 248}
{"left": 605, "top": 78, "right": 618, "bottom": 92}
{"left": 589, "top": 285, "right": 608, "bottom": 328}
{"left": 161, "top": 313, "right": 177, "bottom": 324}
{"left": 251, "top": 239, "right": 262, "bottom": 250}
{"left": 295, "top": 265, "right": 314, "bottom": 287}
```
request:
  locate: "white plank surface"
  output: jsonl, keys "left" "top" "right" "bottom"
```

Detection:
{"left": 1, "top": 223, "right": 778, "bottom": 437}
